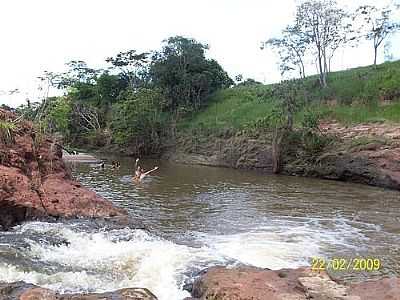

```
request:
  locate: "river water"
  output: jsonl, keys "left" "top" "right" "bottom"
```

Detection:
{"left": 0, "top": 157, "right": 399, "bottom": 299}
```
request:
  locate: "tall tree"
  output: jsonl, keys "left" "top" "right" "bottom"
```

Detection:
{"left": 354, "top": 5, "right": 400, "bottom": 66}
{"left": 295, "top": 0, "right": 352, "bottom": 87}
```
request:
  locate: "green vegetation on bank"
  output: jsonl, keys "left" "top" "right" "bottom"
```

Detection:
{"left": 7, "top": 0, "right": 400, "bottom": 157}
{"left": 183, "top": 60, "right": 400, "bottom": 133}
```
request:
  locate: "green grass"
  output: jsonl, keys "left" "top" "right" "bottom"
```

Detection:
{"left": 180, "top": 60, "right": 400, "bottom": 132}
{"left": 179, "top": 85, "right": 277, "bottom": 130}
{"left": 0, "top": 120, "right": 17, "bottom": 144}
{"left": 303, "top": 60, "right": 400, "bottom": 104}
{"left": 313, "top": 102, "right": 400, "bottom": 124}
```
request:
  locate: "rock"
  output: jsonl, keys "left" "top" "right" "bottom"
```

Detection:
{"left": 0, "top": 109, "right": 127, "bottom": 230}
{"left": 189, "top": 266, "right": 399, "bottom": 300}
{"left": 190, "top": 266, "right": 310, "bottom": 300}
{"left": 62, "top": 152, "right": 101, "bottom": 163}
{"left": 62, "top": 288, "right": 158, "bottom": 300}
{"left": 166, "top": 136, "right": 273, "bottom": 171}
{"left": 0, "top": 281, "right": 158, "bottom": 300}
{"left": 19, "top": 287, "right": 58, "bottom": 300}
{"left": 348, "top": 277, "right": 400, "bottom": 300}
{"left": 170, "top": 134, "right": 400, "bottom": 190}
{"left": 298, "top": 276, "right": 356, "bottom": 300}
{"left": 293, "top": 149, "right": 400, "bottom": 190}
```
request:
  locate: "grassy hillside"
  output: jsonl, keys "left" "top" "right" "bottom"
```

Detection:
{"left": 180, "top": 60, "right": 400, "bottom": 132}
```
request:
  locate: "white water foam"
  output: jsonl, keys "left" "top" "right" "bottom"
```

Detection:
{"left": 0, "top": 218, "right": 369, "bottom": 300}
{"left": 0, "top": 222, "right": 209, "bottom": 299}
{"left": 196, "top": 216, "right": 369, "bottom": 270}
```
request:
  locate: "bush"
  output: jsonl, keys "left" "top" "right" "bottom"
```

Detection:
{"left": 0, "top": 120, "right": 17, "bottom": 144}
{"left": 111, "top": 88, "right": 168, "bottom": 154}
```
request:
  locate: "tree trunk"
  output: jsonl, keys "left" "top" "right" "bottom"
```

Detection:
{"left": 374, "top": 46, "right": 378, "bottom": 66}
{"left": 272, "top": 127, "right": 284, "bottom": 174}
{"left": 322, "top": 49, "right": 328, "bottom": 88}
{"left": 317, "top": 48, "right": 325, "bottom": 88}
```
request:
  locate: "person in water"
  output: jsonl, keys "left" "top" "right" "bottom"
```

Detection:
{"left": 111, "top": 160, "right": 120, "bottom": 169}
{"left": 133, "top": 158, "right": 159, "bottom": 182}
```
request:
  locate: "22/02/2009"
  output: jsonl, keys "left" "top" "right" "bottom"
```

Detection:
{"left": 310, "top": 257, "right": 381, "bottom": 272}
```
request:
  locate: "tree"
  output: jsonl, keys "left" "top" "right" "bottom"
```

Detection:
{"left": 263, "top": 25, "right": 308, "bottom": 79}
{"left": 111, "top": 88, "right": 167, "bottom": 154}
{"left": 295, "top": 0, "right": 352, "bottom": 87}
{"left": 71, "top": 102, "right": 101, "bottom": 133}
{"left": 267, "top": 79, "right": 306, "bottom": 173}
{"left": 354, "top": 5, "right": 400, "bottom": 66}
{"left": 95, "top": 72, "right": 128, "bottom": 107}
{"left": 41, "top": 97, "right": 72, "bottom": 135}
{"left": 36, "top": 71, "right": 60, "bottom": 124}
{"left": 56, "top": 61, "right": 100, "bottom": 89}
{"left": 106, "top": 50, "right": 149, "bottom": 89}
{"left": 150, "top": 36, "right": 233, "bottom": 112}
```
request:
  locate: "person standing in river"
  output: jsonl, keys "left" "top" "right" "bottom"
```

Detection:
{"left": 133, "top": 158, "right": 159, "bottom": 182}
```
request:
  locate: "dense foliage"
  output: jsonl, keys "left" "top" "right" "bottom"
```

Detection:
{"left": 17, "top": 36, "right": 233, "bottom": 154}
{"left": 150, "top": 36, "right": 233, "bottom": 111}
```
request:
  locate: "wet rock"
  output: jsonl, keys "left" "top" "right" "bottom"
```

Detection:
{"left": 284, "top": 149, "right": 400, "bottom": 190}
{"left": 189, "top": 266, "right": 400, "bottom": 300}
{"left": 190, "top": 266, "right": 310, "bottom": 300}
{"left": 0, "top": 109, "right": 127, "bottom": 230}
{"left": 0, "top": 281, "right": 158, "bottom": 299}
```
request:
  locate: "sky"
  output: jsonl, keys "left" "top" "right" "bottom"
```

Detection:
{"left": 0, "top": 0, "right": 398, "bottom": 107}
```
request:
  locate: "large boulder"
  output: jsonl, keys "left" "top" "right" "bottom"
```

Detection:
{"left": 187, "top": 266, "right": 400, "bottom": 300}
{"left": 0, "top": 281, "right": 157, "bottom": 300}
{"left": 0, "top": 109, "right": 127, "bottom": 230}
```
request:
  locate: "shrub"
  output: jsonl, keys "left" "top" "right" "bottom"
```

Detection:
{"left": 0, "top": 120, "right": 17, "bottom": 144}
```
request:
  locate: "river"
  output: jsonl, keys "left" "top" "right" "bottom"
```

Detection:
{"left": 0, "top": 157, "right": 399, "bottom": 299}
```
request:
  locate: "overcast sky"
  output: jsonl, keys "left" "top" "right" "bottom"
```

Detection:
{"left": 0, "top": 0, "right": 398, "bottom": 107}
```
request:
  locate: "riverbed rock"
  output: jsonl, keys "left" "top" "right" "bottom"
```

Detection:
{"left": 188, "top": 266, "right": 400, "bottom": 300}
{"left": 166, "top": 135, "right": 273, "bottom": 170}
{"left": 0, "top": 281, "right": 158, "bottom": 299}
{"left": 284, "top": 150, "right": 400, "bottom": 190}
{"left": 0, "top": 109, "right": 127, "bottom": 230}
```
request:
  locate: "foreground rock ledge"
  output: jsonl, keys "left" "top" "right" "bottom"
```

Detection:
{"left": 0, "top": 281, "right": 157, "bottom": 300}
{"left": 186, "top": 266, "right": 400, "bottom": 300}
{"left": 0, "top": 109, "right": 127, "bottom": 230}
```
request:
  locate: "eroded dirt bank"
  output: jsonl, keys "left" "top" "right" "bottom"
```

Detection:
{"left": 0, "top": 109, "right": 127, "bottom": 230}
{"left": 166, "top": 121, "right": 400, "bottom": 190}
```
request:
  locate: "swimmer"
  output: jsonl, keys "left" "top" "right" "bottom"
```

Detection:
{"left": 133, "top": 158, "right": 159, "bottom": 182}
{"left": 111, "top": 160, "right": 120, "bottom": 169}
{"left": 134, "top": 158, "right": 140, "bottom": 177}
